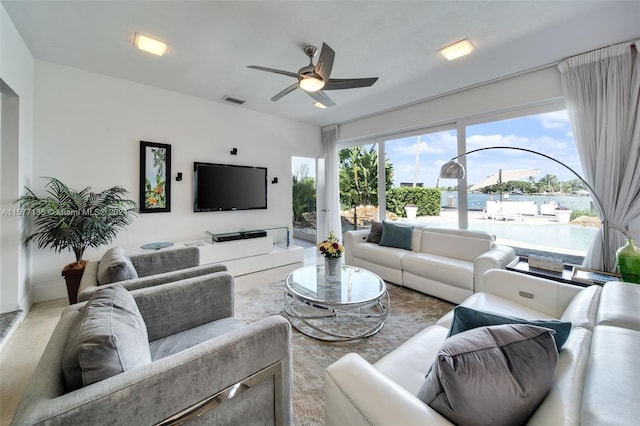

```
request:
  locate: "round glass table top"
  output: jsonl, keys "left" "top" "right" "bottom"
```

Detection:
{"left": 285, "top": 264, "right": 386, "bottom": 305}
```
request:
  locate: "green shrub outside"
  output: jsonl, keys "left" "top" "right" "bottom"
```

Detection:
{"left": 386, "top": 187, "right": 441, "bottom": 217}
{"left": 292, "top": 175, "right": 316, "bottom": 221}
{"left": 570, "top": 209, "right": 598, "bottom": 221}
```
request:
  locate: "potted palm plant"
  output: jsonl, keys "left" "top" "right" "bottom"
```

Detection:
{"left": 16, "top": 177, "right": 137, "bottom": 303}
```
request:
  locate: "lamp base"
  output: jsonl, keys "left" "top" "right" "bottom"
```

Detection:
{"left": 616, "top": 238, "right": 640, "bottom": 284}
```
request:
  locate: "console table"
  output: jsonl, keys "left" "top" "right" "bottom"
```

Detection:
{"left": 206, "top": 225, "right": 292, "bottom": 247}
{"left": 506, "top": 256, "right": 620, "bottom": 287}
{"left": 202, "top": 226, "right": 303, "bottom": 276}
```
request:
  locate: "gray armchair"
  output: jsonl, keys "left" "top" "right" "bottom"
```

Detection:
{"left": 11, "top": 271, "right": 293, "bottom": 425}
{"left": 78, "top": 245, "right": 228, "bottom": 302}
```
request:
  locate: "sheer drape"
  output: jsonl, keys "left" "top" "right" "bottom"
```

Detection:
{"left": 321, "top": 124, "right": 343, "bottom": 240}
{"left": 558, "top": 40, "right": 640, "bottom": 272}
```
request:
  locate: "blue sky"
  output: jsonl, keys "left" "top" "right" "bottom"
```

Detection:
{"left": 386, "top": 110, "right": 582, "bottom": 188}
{"left": 292, "top": 110, "right": 583, "bottom": 189}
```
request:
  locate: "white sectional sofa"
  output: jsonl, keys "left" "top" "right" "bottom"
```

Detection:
{"left": 344, "top": 225, "right": 517, "bottom": 303}
{"left": 325, "top": 270, "right": 640, "bottom": 425}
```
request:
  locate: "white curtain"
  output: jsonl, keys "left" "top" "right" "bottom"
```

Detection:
{"left": 321, "top": 124, "right": 343, "bottom": 240}
{"left": 558, "top": 40, "right": 640, "bottom": 272}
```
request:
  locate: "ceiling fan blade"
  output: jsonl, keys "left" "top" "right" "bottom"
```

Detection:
{"left": 324, "top": 77, "right": 378, "bottom": 90}
{"left": 305, "top": 90, "right": 336, "bottom": 108}
{"left": 315, "top": 43, "right": 335, "bottom": 82}
{"left": 271, "top": 83, "right": 299, "bottom": 102}
{"left": 247, "top": 65, "right": 298, "bottom": 79}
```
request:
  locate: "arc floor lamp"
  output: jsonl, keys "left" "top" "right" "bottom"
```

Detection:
{"left": 439, "top": 146, "right": 611, "bottom": 271}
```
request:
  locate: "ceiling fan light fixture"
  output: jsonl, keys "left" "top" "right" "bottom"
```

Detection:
{"left": 299, "top": 75, "right": 325, "bottom": 92}
{"left": 438, "top": 39, "right": 474, "bottom": 61}
{"left": 134, "top": 33, "right": 167, "bottom": 56}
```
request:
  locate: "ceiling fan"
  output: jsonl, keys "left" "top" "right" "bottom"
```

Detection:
{"left": 247, "top": 43, "right": 378, "bottom": 107}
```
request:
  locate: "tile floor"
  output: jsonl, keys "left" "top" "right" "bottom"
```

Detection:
{"left": 0, "top": 244, "right": 322, "bottom": 425}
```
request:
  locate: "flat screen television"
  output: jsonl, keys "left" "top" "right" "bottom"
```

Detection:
{"left": 193, "top": 162, "right": 267, "bottom": 212}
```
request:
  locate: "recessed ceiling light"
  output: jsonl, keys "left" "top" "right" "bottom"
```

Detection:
{"left": 438, "top": 39, "right": 474, "bottom": 61}
{"left": 313, "top": 102, "right": 327, "bottom": 109}
{"left": 133, "top": 33, "right": 167, "bottom": 56}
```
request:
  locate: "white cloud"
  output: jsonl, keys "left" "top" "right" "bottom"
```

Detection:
{"left": 466, "top": 134, "right": 528, "bottom": 149}
{"left": 535, "top": 110, "right": 570, "bottom": 130}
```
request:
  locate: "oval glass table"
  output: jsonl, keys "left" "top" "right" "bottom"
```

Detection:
{"left": 283, "top": 264, "right": 389, "bottom": 341}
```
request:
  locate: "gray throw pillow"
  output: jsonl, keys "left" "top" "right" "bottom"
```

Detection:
{"left": 448, "top": 305, "right": 572, "bottom": 350}
{"left": 97, "top": 246, "right": 138, "bottom": 285}
{"left": 417, "top": 324, "right": 558, "bottom": 426}
{"left": 379, "top": 221, "right": 414, "bottom": 250}
{"left": 366, "top": 221, "right": 383, "bottom": 244}
{"left": 62, "top": 285, "right": 151, "bottom": 391}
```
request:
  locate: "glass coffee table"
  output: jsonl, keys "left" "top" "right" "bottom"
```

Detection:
{"left": 283, "top": 264, "right": 389, "bottom": 341}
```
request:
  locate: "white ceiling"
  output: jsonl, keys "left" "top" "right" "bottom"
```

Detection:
{"left": 3, "top": 1, "right": 639, "bottom": 127}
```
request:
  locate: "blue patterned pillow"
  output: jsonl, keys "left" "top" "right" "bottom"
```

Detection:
{"left": 379, "top": 221, "right": 414, "bottom": 250}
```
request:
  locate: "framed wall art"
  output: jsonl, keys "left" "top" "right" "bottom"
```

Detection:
{"left": 139, "top": 141, "right": 171, "bottom": 213}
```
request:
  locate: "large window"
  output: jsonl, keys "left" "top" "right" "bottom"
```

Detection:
{"left": 338, "top": 143, "right": 386, "bottom": 232}
{"left": 384, "top": 128, "right": 457, "bottom": 223}
{"left": 385, "top": 130, "right": 457, "bottom": 189}
{"left": 460, "top": 110, "right": 598, "bottom": 259}
{"left": 338, "top": 108, "right": 599, "bottom": 262}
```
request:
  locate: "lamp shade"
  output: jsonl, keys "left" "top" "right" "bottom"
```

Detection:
{"left": 440, "top": 161, "right": 466, "bottom": 179}
{"left": 299, "top": 75, "right": 325, "bottom": 92}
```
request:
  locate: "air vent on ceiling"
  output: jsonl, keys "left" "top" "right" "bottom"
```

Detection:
{"left": 223, "top": 95, "right": 246, "bottom": 105}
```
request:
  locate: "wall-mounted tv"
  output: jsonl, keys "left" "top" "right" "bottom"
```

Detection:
{"left": 194, "top": 162, "right": 267, "bottom": 212}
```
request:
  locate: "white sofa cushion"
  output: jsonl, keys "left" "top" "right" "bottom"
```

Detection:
{"left": 325, "top": 353, "right": 453, "bottom": 426}
{"left": 420, "top": 229, "right": 493, "bottom": 262}
{"left": 481, "top": 269, "right": 585, "bottom": 319}
{"left": 596, "top": 281, "right": 640, "bottom": 330}
{"left": 402, "top": 253, "right": 474, "bottom": 291}
{"left": 580, "top": 326, "right": 640, "bottom": 426}
{"left": 527, "top": 326, "right": 593, "bottom": 425}
{"left": 560, "top": 284, "right": 602, "bottom": 329}
{"left": 375, "top": 325, "right": 450, "bottom": 395}
{"left": 351, "top": 242, "right": 409, "bottom": 270}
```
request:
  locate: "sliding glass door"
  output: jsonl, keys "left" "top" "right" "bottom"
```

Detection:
{"left": 337, "top": 106, "right": 598, "bottom": 262}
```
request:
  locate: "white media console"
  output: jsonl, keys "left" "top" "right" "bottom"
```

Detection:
{"left": 131, "top": 227, "right": 304, "bottom": 276}
{"left": 198, "top": 226, "right": 304, "bottom": 276}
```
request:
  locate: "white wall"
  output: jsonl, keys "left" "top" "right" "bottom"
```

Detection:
{"left": 339, "top": 67, "right": 564, "bottom": 143}
{"left": 31, "top": 61, "right": 321, "bottom": 302}
{"left": 0, "top": 4, "right": 34, "bottom": 313}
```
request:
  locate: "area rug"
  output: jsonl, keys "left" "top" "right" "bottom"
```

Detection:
{"left": 234, "top": 281, "right": 454, "bottom": 425}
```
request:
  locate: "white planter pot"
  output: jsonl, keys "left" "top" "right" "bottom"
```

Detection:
{"left": 555, "top": 210, "right": 572, "bottom": 223}
{"left": 405, "top": 206, "right": 418, "bottom": 220}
